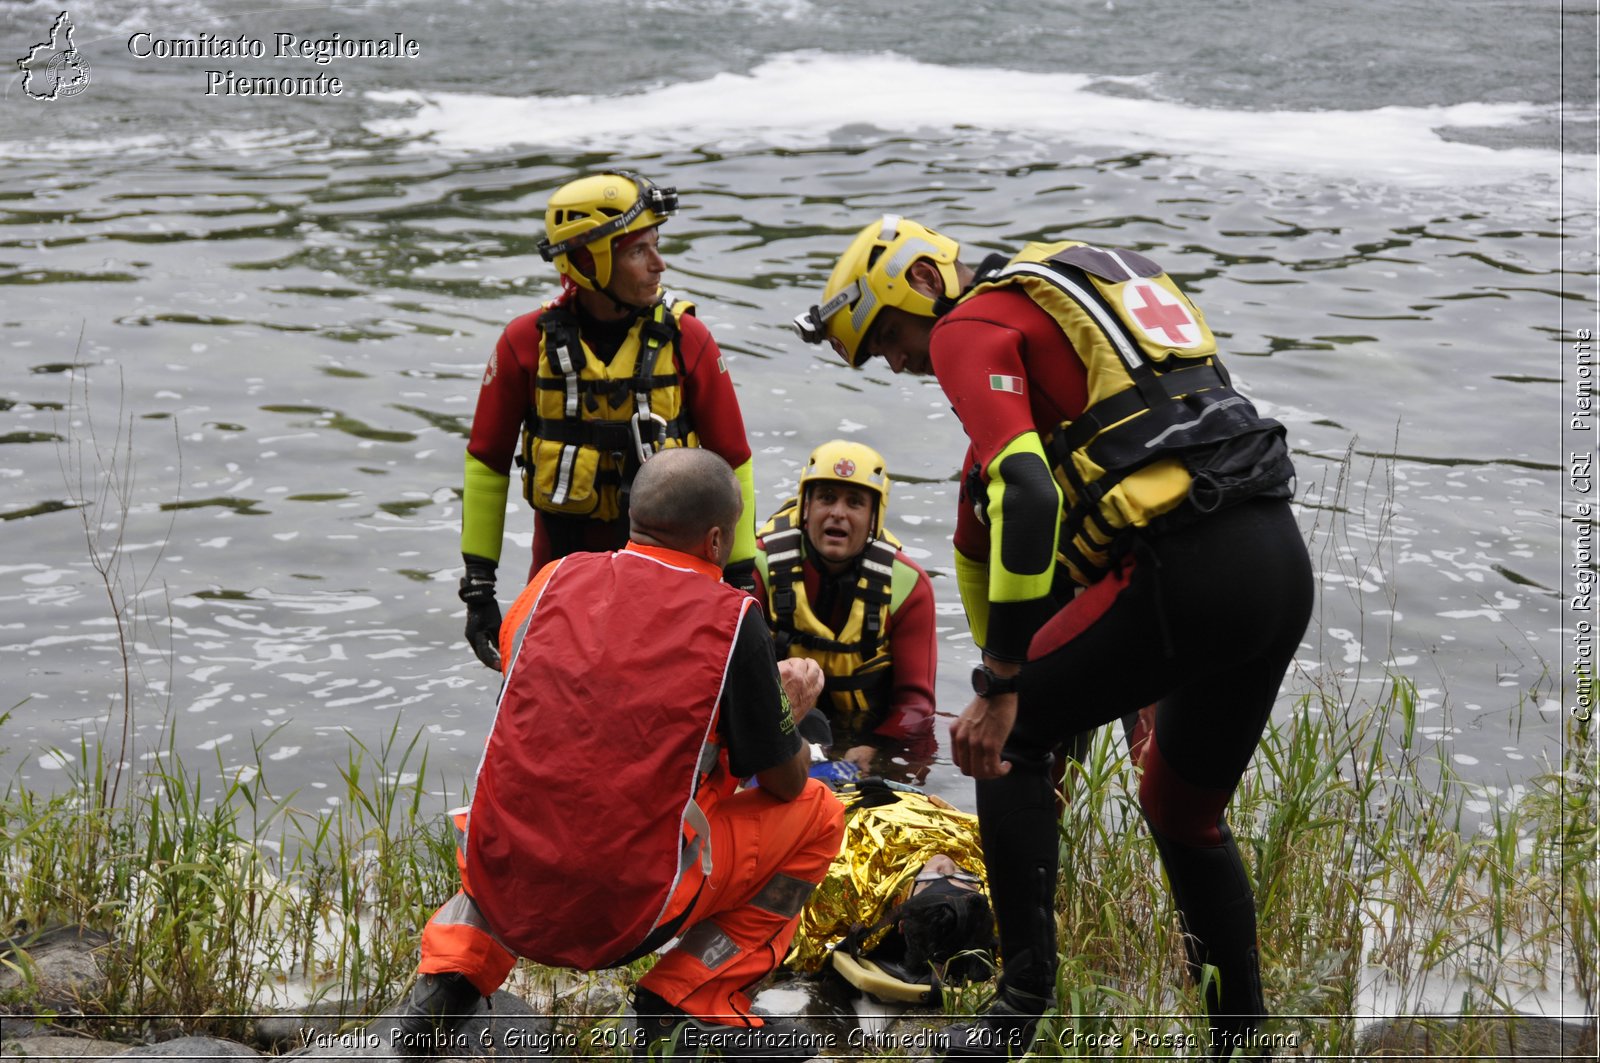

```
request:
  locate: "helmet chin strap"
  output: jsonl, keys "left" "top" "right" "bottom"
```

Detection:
{"left": 935, "top": 252, "right": 1007, "bottom": 316}
{"left": 602, "top": 285, "right": 650, "bottom": 317}
{"left": 571, "top": 270, "right": 650, "bottom": 319}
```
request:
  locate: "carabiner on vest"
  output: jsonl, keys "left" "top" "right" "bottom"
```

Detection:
{"left": 631, "top": 409, "right": 671, "bottom": 465}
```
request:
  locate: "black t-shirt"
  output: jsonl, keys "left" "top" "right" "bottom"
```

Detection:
{"left": 718, "top": 609, "right": 803, "bottom": 779}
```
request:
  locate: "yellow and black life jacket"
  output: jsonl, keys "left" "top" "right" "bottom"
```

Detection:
{"left": 757, "top": 501, "right": 913, "bottom": 739}
{"left": 520, "top": 295, "right": 699, "bottom": 521}
{"left": 959, "top": 242, "right": 1294, "bottom": 585}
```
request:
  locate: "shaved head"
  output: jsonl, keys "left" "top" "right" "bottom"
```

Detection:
{"left": 629, "top": 448, "right": 742, "bottom": 558}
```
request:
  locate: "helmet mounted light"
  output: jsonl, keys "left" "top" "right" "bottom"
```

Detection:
{"left": 537, "top": 170, "right": 679, "bottom": 292}
{"left": 792, "top": 282, "right": 859, "bottom": 344}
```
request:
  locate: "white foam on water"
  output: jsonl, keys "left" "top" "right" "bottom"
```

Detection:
{"left": 366, "top": 51, "right": 1569, "bottom": 186}
{"left": 0, "top": 123, "right": 328, "bottom": 159}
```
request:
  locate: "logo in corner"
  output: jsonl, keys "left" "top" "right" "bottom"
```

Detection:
{"left": 16, "top": 11, "right": 92, "bottom": 101}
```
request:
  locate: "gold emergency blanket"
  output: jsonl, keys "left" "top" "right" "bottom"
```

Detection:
{"left": 786, "top": 783, "right": 988, "bottom": 973}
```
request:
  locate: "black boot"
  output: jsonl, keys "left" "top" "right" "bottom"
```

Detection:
{"left": 632, "top": 986, "right": 827, "bottom": 1062}
{"left": 392, "top": 972, "right": 484, "bottom": 1057}
{"left": 937, "top": 751, "right": 1060, "bottom": 1060}
{"left": 936, "top": 977, "right": 1051, "bottom": 1060}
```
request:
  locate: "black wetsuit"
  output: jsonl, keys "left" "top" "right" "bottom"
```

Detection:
{"left": 990, "top": 498, "right": 1313, "bottom": 1051}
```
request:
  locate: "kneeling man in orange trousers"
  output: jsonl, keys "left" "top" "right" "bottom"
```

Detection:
{"left": 400, "top": 448, "right": 845, "bottom": 1062}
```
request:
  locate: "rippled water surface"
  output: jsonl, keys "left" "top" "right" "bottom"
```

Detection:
{"left": 2, "top": 0, "right": 1594, "bottom": 810}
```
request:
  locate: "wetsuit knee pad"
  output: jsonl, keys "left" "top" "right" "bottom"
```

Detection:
{"left": 1138, "top": 735, "right": 1230, "bottom": 847}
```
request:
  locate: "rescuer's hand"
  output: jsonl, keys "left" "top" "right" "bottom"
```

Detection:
{"left": 777, "top": 657, "right": 824, "bottom": 719}
{"left": 951, "top": 692, "right": 1017, "bottom": 780}
{"left": 459, "top": 560, "right": 502, "bottom": 671}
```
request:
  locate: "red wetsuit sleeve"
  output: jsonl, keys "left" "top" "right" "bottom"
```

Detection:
{"left": 467, "top": 308, "right": 546, "bottom": 476}
{"left": 951, "top": 439, "right": 990, "bottom": 563}
{"left": 930, "top": 288, "right": 1086, "bottom": 468}
{"left": 676, "top": 314, "right": 752, "bottom": 469}
{"left": 874, "top": 558, "right": 937, "bottom": 743}
{"left": 933, "top": 289, "right": 1089, "bottom": 658}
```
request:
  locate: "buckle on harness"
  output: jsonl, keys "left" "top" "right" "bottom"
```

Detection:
{"left": 581, "top": 420, "right": 634, "bottom": 452}
{"left": 630, "top": 410, "right": 670, "bottom": 465}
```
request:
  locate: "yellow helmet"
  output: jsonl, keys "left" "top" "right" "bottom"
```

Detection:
{"left": 537, "top": 170, "right": 679, "bottom": 291}
{"left": 799, "top": 439, "right": 890, "bottom": 534}
{"left": 792, "top": 215, "right": 962, "bottom": 367}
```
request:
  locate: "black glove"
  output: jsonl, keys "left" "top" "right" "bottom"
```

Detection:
{"left": 722, "top": 557, "right": 757, "bottom": 595}
{"left": 459, "top": 557, "right": 502, "bottom": 671}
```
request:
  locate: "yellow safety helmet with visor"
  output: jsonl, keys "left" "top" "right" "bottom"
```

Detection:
{"left": 792, "top": 215, "right": 962, "bottom": 367}
{"left": 537, "top": 171, "right": 679, "bottom": 291}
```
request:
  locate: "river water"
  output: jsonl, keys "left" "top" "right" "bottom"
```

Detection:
{"left": 2, "top": 0, "right": 1595, "bottom": 816}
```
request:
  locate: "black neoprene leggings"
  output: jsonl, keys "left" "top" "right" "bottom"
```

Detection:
{"left": 1014, "top": 497, "right": 1313, "bottom": 781}
{"left": 1008, "top": 497, "right": 1313, "bottom": 1049}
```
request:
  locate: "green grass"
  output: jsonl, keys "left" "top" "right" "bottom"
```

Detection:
{"left": 1007, "top": 674, "right": 1597, "bottom": 1060}
{"left": 0, "top": 720, "right": 460, "bottom": 1043}
{"left": 1, "top": 676, "right": 1592, "bottom": 1058}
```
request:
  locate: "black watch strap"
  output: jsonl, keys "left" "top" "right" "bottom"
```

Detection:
{"left": 971, "top": 664, "right": 1019, "bottom": 698}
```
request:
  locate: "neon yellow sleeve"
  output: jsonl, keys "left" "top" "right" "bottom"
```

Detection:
{"left": 983, "top": 434, "right": 1062, "bottom": 605}
{"left": 730, "top": 457, "right": 757, "bottom": 566}
{"left": 461, "top": 452, "right": 511, "bottom": 564}
{"left": 954, "top": 548, "right": 991, "bottom": 650}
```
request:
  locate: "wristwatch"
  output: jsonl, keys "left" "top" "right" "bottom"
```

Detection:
{"left": 970, "top": 664, "right": 1019, "bottom": 698}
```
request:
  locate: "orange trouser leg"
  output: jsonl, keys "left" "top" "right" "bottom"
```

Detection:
{"left": 416, "top": 812, "right": 518, "bottom": 998}
{"left": 639, "top": 778, "right": 845, "bottom": 1026}
{"left": 418, "top": 891, "right": 518, "bottom": 997}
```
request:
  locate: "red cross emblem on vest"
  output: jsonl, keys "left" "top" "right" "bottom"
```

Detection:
{"left": 833, "top": 459, "right": 856, "bottom": 478}
{"left": 1121, "top": 281, "right": 1202, "bottom": 349}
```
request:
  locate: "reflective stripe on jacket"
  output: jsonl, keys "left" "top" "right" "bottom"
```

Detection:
{"left": 468, "top": 544, "right": 748, "bottom": 969}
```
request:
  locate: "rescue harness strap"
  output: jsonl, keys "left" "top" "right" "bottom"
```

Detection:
{"left": 526, "top": 301, "right": 687, "bottom": 506}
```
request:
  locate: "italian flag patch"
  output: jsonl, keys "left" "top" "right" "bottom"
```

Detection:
{"left": 989, "top": 374, "right": 1024, "bottom": 394}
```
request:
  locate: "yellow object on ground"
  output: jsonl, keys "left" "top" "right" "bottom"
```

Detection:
{"left": 787, "top": 781, "right": 987, "bottom": 974}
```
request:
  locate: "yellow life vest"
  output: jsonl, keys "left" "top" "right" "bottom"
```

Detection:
{"left": 756, "top": 501, "right": 912, "bottom": 741}
{"left": 959, "top": 242, "right": 1293, "bottom": 585}
{"left": 520, "top": 295, "right": 700, "bottom": 521}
